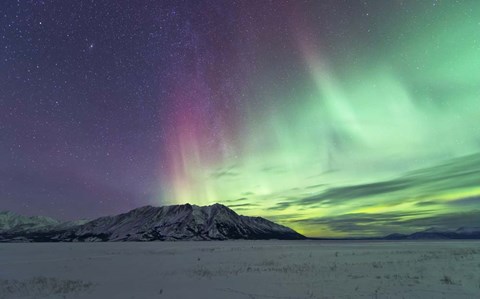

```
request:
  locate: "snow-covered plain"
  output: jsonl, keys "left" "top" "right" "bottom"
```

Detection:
{"left": 1, "top": 240, "right": 479, "bottom": 298}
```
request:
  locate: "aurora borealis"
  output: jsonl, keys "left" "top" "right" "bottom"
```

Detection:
{"left": 1, "top": 1, "right": 480, "bottom": 237}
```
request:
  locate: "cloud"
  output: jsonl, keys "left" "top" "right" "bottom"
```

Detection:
{"left": 223, "top": 197, "right": 249, "bottom": 203}
{"left": 446, "top": 196, "right": 480, "bottom": 207}
{"left": 293, "top": 210, "right": 429, "bottom": 226}
{"left": 211, "top": 166, "right": 239, "bottom": 179}
{"left": 305, "top": 184, "right": 325, "bottom": 190}
{"left": 405, "top": 153, "right": 480, "bottom": 193}
{"left": 400, "top": 210, "right": 480, "bottom": 230}
{"left": 242, "top": 192, "right": 255, "bottom": 196}
{"left": 414, "top": 200, "right": 441, "bottom": 207}
{"left": 297, "top": 152, "right": 480, "bottom": 207}
{"left": 294, "top": 209, "right": 480, "bottom": 236}
{"left": 415, "top": 196, "right": 480, "bottom": 208}
{"left": 227, "top": 203, "right": 258, "bottom": 208}
{"left": 267, "top": 201, "right": 293, "bottom": 211}
{"left": 300, "top": 179, "right": 411, "bottom": 206}
{"left": 264, "top": 213, "right": 307, "bottom": 223}
{"left": 260, "top": 165, "right": 287, "bottom": 174}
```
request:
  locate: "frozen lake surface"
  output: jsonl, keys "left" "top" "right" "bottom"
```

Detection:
{"left": 1, "top": 240, "right": 479, "bottom": 298}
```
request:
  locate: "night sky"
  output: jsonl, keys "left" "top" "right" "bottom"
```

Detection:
{"left": 1, "top": 1, "right": 480, "bottom": 237}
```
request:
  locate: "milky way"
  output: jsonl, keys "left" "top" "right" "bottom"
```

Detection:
{"left": 1, "top": 1, "right": 480, "bottom": 236}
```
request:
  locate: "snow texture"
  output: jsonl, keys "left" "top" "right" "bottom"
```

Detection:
{"left": 0, "top": 240, "right": 479, "bottom": 298}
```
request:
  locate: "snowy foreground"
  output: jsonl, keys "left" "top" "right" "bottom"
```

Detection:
{"left": 1, "top": 241, "right": 479, "bottom": 299}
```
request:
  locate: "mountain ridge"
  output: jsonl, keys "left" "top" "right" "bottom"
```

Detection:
{"left": 384, "top": 227, "right": 480, "bottom": 240}
{"left": 0, "top": 210, "right": 60, "bottom": 233}
{"left": 0, "top": 203, "right": 305, "bottom": 242}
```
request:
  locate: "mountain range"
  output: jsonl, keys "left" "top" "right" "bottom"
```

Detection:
{"left": 2, "top": 205, "right": 479, "bottom": 242}
{"left": 384, "top": 227, "right": 480, "bottom": 240}
{"left": 0, "top": 203, "right": 305, "bottom": 242}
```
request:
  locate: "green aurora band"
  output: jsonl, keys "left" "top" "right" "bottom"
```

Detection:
{"left": 159, "top": 1, "right": 480, "bottom": 237}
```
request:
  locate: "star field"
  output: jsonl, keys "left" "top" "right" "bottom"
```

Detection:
{"left": 1, "top": 1, "right": 480, "bottom": 237}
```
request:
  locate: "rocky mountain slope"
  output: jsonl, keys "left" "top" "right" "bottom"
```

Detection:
{"left": 0, "top": 204, "right": 305, "bottom": 242}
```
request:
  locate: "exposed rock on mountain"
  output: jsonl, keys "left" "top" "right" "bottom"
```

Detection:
{"left": 0, "top": 204, "right": 305, "bottom": 242}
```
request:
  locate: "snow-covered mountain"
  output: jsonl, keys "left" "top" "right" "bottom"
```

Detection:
{"left": 384, "top": 227, "right": 480, "bottom": 240}
{"left": 0, "top": 204, "right": 305, "bottom": 242}
{"left": 0, "top": 211, "right": 60, "bottom": 233}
